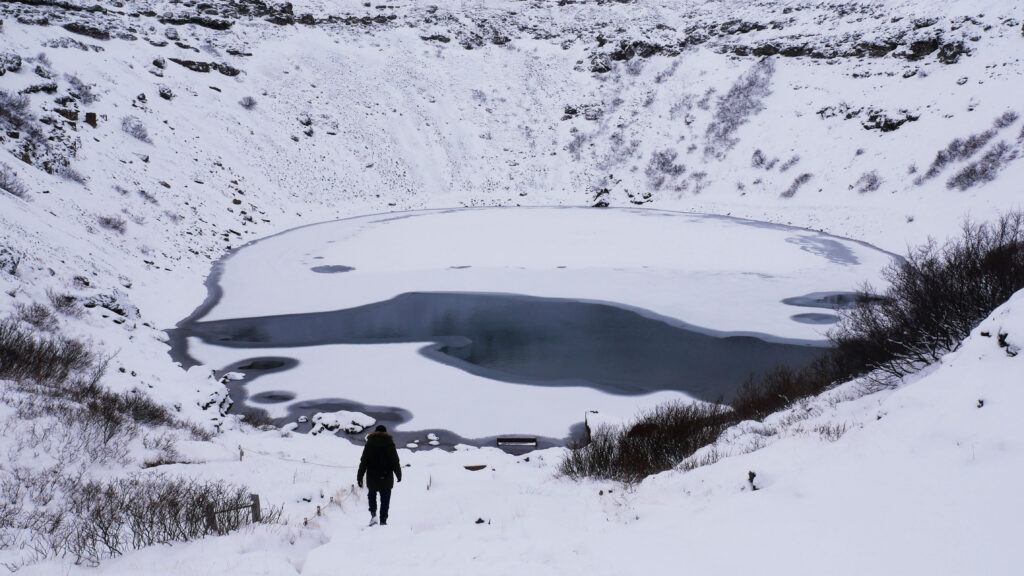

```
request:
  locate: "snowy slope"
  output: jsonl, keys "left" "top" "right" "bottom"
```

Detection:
{"left": 19, "top": 289, "right": 1024, "bottom": 576}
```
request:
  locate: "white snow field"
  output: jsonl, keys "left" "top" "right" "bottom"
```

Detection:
{"left": 20, "top": 291, "right": 1024, "bottom": 576}
{"left": 182, "top": 207, "right": 897, "bottom": 438}
{"left": 1, "top": 0, "right": 1024, "bottom": 573}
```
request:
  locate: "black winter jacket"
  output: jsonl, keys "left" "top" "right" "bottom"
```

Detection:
{"left": 357, "top": 431, "right": 402, "bottom": 490}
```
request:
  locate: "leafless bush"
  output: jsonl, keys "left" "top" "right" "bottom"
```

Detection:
{"left": 238, "top": 95, "right": 257, "bottom": 110}
{"left": 831, "top": 211, "right": 1024, "bottom": 383}
{"left": 0, "top": 90, "right": 35, "bottom": 131}
{"left": 780, "top": 173, "right": 812, "bottom": 198}
{"left": 58, "top": 164, "right": 88, "bottom": 184}
{"left": 567, "top": 129, "right": 586, "bottom": 161}
{"left": 66, "top": 74, "right": 99, "bottom": 105}
{"left": 97, "top": 215, "right": 127, "bottom": 234}
{"left": 853, "top": 170, "right": 882, "bottom": 193}
{"left": 15, "top": 302, "right": 57, "bottom": 332}
{"left": 704, "top": 58, "right": 775, "bottom": 160}
{"left": 120, "top": 115, "right": 151, "bottom": 143}
{"left": 916, "top": 111, "right": 1019, "bottom": 184}
{"left": 645, "top": 149, "right": 686, "bottom": 190}
{"left": 0, "top": 318, "right": 93, "bottom": 383}
{"left": 237, "top": 406, "right": 275, "bottom": 428}
{"left": 815, "top": 423, "right": 847, "bottom": 441}
{"left": 1, "top": 471, "right": 279, "bottom": 568}
{"left": 559, "top": 402, "right": 732, "bottom": 482}
{"left": 47, "top": 288, "right": 82, "bottom": 317}
{"left": 0, "top": 162, "right": 28, "bottom": 198}
{"left": 0, "top": 247, "right": 21, "bottom": 276}
{"left": 946, "top": 141, "right": 1019, "bottom": 191}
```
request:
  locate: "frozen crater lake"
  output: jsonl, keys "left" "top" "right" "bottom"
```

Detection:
{"left": 170, "top": 207, "right": 898, "bottom": 445}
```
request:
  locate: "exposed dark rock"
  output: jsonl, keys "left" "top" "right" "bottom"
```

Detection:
{"left": 421, "top": 34, "right": 451, "bottom": 43}
{"left": 904, "top": 37, "right": 939, "bottom": 61}
{"left": 937, "top": 40, "right": 968, "bottom": 64}
{"left": 158, "top": 15, "right": 233, "bottom": 30}
{"left": 0, "top": 53, "right": 23, "bottom": 75}
{"left": 862, "top": 109, "right": 919, "bottom": 132}
{"left": 912, "top": 17, "right": 939, "bottom": 29}
{"left": 213, "top": 63, "right": 241, "bottom": 76}
{"left": 170, "top": 58, "right": 211, "bottom": 73}
{"left": 20, "top": 82, "right": 58, "bottom": 94}
{"left": 54, "top": 108, "right": 78, "bottom": 121}
{"left": 590, "top": 52, "right": 611, "bottom": 73}
{"left": 62, "top": 22, "right": 110, "bottom": 40}
{"left": 855, "top": 40, "right": 898, "bottom": 57}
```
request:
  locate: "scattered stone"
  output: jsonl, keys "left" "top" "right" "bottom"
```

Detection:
{"left": 169, "top": 58, "right": 210, "bottom": 73}
{"left": 0, "top": 53, "right": 22, "bottom": 75}
{"left": 164, "top": 27, "right": 179, "bottom": 41}
{"left": 62, "top": 22, "right": 110, "bottom": 41}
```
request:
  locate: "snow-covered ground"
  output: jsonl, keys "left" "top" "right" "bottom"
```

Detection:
{"left": 21, "top": 290, "right": 1024, "bottom": 576}
{"left": 2, "top": 0, "right": 1024, "bottom": 572}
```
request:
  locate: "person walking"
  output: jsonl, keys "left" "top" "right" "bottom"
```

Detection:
{"left": 357, "top": 424, "right": 402, "bottom": 526}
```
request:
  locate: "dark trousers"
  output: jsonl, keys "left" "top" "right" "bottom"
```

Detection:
{"left": 368, "top": 489, "right": 391, "bottom": 521}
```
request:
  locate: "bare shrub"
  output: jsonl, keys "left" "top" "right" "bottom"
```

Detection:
{"left": 58, "top": 164, "right": 88, "bottom": 184}
{"left": 559, "top": 401, "right": 732, "bottom": 482}
{"left": 0, "top": 318, "right": 92, "bottom": 383}
{"left": 853, "top": 170, "right": 882, "bottom": 193}
{"left": 946, "top": 141, "right": 1019, "bottom": 191}
{"left": 47, "top": 289, "right": 82, "bottom": 317}
{"left": 645, "top": 149, "right": 686, "bottom": 190}
{"left": 15, "top": 302, "right": 57, "bottom": 332}
{"left": 704, "top": 58, "right": 775, "bottom": 160}
{"left": 97, "top": 215, "right": 127, "bottom": 234}
{"left": 120, "top": 115, "right": 151, "bottom": 143}
{"left": 0, "top": 247, "right": 22, "bottom": 276}
{"left": 66, "top": 74, "right": 99, "bottom": 105}
{"left": 779, "top": 155, "right": 800, "bottom": 172}
{"left": 916, "top": 111, "right": 1020, "bottom": 184}
{"left": 751, "top": 149, "right": 766, "bottom": 168}
{"left": 238, "top": 406, "right": 275, "bottom": 428}
{"left": 238, "top": 96, "right": 257, "bottom": 110}
{"left": 0, "top": 90, "right": 35, "bottom": 131}
{"left": 1, "top": 471, "right": 278, "bottom": 568}
{"left": 831, "top": 211, "right": 1024, "bottom": 383}
{"left": 780, "top": 172, "right": 812, "bottom": 198}
{"left": 0, "top": 163, "right": 28, "bottom": 198}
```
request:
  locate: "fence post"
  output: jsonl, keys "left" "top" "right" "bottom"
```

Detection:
{"left": 205, "top": 504, "right": 218, "bottom": 534}
{"left": 250, "top": 494, "right": 262, "bottom": 523}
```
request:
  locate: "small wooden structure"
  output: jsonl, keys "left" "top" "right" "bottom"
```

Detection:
{"left": 496, "top": 436, "right": 537, "bottom": 448}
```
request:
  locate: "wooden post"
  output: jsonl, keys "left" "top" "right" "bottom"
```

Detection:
{"left": 205, "top": 504, "right": 218, "bottom": 533}
{"left": 250, "top": 494, "right": 262, "bottom": 523}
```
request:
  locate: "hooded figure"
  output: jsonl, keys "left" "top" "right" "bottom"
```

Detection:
{"left": 357, "top": 425, "right": 402, "bottom": 525}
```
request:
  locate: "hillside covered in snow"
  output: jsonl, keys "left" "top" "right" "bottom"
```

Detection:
{"left": 1, "top": 0, "right": 1023, "bottom": 573}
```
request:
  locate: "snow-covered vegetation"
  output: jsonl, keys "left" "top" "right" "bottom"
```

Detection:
{"left": 1, "top": 0, "right": 1023, "bottom": 573}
